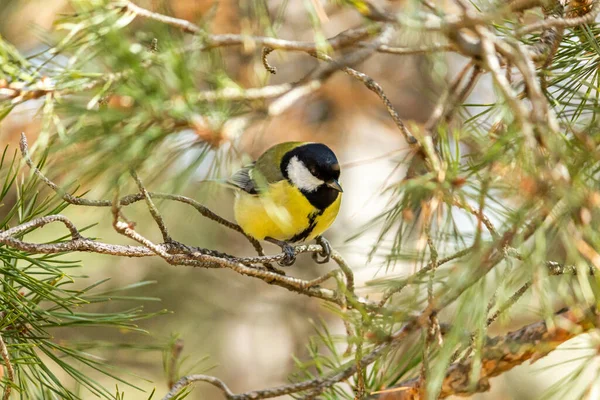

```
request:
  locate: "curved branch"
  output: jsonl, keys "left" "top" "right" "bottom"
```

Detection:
{"left": 163, "top": 374, "right": 235, "bottom": 400}
{"left": 375, "top": 307, "right": 600, "bottom": 399}
{"left": 19, "top": 133, "right": 263, "bottom": 251}
{"left": 1, "top": 214, "right": 81, "bottom": 240}
{"left": 0, "top": 221, "right": 343, "bottom": 305}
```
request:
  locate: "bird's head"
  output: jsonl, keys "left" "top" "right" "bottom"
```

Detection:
{"left": 281, "top": 143, "right": 343, "bottom": 196}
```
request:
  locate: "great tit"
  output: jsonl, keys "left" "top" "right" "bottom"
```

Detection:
{"left": 229, "top": 142, "right": 343, "bottom": 266}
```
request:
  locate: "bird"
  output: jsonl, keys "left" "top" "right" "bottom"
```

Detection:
{"left": 229, "top": 142, "right": 343, "bottom": 266}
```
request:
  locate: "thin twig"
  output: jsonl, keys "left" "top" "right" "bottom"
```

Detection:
{"left": 163, "top": 374, "right": 235, "bottom": 400}
{"left": 130, "top": 170, "right": 171, "bottom": 243}
{"left": 476, "top": 26, "right": 535, "bottom": 143}
{"left": 262, "top": 47, "right": 277, "bottom": 74}
{"left": 123, "top": 0, "right": 374, "bottom": 51}
{"left": 495, "top": 36, "right": 559, "bottom": 133}
{"left": 0, "top": 332, "right": 14, "bottom": 400}
{"left": 369, "top": 44, "right": 455, "bottom": 55}
{"left": 452, "top": 197, "right": 500, "bottom": 240}
{"left": 378, "top": 247, "right": 473, "bottom": 307}
{"left": 354, "top": 321, "right": 366, "bottom": 400}
{"left": 518, "top": 2, "right": 599, "bottom": 34}
{"left": 311, "top": 51, "right": 418, "bottom": 145}
{"left": 1, "top": 214, "right": 81, "bottom": 240}
{"left": 332, "top": 250, "right": 355, "bottom": 294}
{"left": 20, "top": 133, "right": 263, "bottom": 252}
{"left": 424, "top": 61, "right": 474, "bottom": 132}
{"left": 487, "top": 281, "right": 532, "bottom": 326}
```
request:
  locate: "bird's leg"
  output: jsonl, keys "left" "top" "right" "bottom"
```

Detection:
{"left": 313, "top": 236, "right": 332, "bottom": 264}
{"left": 265, "top": 237, "right": 296, "bottom": 266}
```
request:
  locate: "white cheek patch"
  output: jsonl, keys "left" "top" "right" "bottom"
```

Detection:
{"left": 287, "top": 156, "right": 324, "bottom": 192}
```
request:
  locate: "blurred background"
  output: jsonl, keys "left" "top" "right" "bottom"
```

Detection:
{"left": 0, "top": 0, "right": 592, "bottom": 399}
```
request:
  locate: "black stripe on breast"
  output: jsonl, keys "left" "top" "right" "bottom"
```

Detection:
{"left": 302, "top": 186, "right": 339, "bottom": 210}
{"left": 287, "top": 209, "right": 325, "bottom": 243}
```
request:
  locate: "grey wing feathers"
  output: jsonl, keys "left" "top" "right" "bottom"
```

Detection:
{"left": 228, "top": 163, "right": 258, "bottom": 194}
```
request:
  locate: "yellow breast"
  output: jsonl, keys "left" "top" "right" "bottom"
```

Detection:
{"left": 234, "top": 180, "right": 341, "bottom": 242}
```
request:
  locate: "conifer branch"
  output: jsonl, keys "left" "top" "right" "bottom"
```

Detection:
{"left": 16, "top": 134, "right": 370, "bottom": 308}
{"left": 374, "top": 307, "right": 600, "bottom": 399}
{"left": 0, "top": 214, "right": 347, "bottom": 302}
{"left": 517, "top": 1, "right": 599, "bottom": 34}
{"left": 4, "top": 0, "right": 600, "bottom": 397}
{"left": 130, "top": 170, "right": 171, "bottom": 243}
{"left": 0, "top": 332, "right": 14, "bottom": 400}
{"left": 163, "top": 316, "right": 424, "bottom": 400}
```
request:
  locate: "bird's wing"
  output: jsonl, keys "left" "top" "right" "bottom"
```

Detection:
{"left": 229, "top": 142, "right": 306, "bottom": 194}
{"left": 228, "top": 163, "right": 258, "bottom": 194}
{"left": 254, "top": 142, "right": 304, "bottom": 183}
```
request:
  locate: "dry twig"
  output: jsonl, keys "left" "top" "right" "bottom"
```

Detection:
{"left": 0, "top": 332, "right": 14, "bottom": 400}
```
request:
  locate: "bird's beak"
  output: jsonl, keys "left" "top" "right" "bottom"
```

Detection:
{"left": 326, "top": 179, "right": 343, "bottom": 192}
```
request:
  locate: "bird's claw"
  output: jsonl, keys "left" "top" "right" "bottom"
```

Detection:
{"left": 312, "top": 236, "right": 332, "bottom": 264}
{"left": 279, "top": 244, "right": 296, "bottom": 266}
{"left": 265, "top": 237, "right": 297, "bottom": 266}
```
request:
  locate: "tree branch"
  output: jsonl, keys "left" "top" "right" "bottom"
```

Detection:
{"left": 16, "top": 134, "right": 381, "bottom": 309}
{"left": 518, "top": 1, "right": 599, "bottom": 34}
{"left": 374, "top": 307, "right": 600, "bottom": 399}
{"left": 0, "top": 332, "right": 14, "bottom": 400}
{"left": 122, "top": 0, "right": 375, "bottom": 51}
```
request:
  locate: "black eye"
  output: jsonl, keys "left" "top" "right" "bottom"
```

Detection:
{"left": 309, "top": 166, "right": 317, "bottom": 175}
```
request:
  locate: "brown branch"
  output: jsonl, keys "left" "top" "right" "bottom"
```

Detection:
{"left": 17, "top": 134, "right": 380, "bottom": 309}
{"left": 164, "top": 315, "right": 424, "bottom": 400}
{"left": 0, "top": 216, "right": 344, "bottom": 303}
{"left": 309, "top": 46, "right": 418, "bottom": 146}
{"left": 424, "top": 62, "right": 480, "bottom": 132}
{"left": 368, "top": 44, "right": 456, "bottom": 55}
{"left": 122, "top": 0, "right": 374, "bottom": 51}
{"left": 518, "top": 1, "right": 599, "bottom": 34}
{"left": 130, "top": 170, "right": 171, "bottom": 243}
{"left": 20, "top": 133, "right": 264, "bottom": 251}
{"left": 0, "top": 332, "right": 14, "bottom": 400}
{"left": 375, "top": 307, "right": 600, "bottom": 399}
{"left": 452, "top": 197, "right": 500, "bottom": 240}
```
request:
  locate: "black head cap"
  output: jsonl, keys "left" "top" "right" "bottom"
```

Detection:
{"left": 281, "top": 143, "right": 342, "bottom": 210}
{"left": 281, "top": 143, "right": 340, "bottom": 182}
